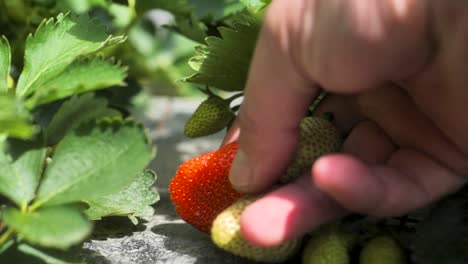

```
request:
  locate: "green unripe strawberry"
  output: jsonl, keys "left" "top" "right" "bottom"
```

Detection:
{"left": 211, "top": 196, "right": 301, "bottom": 263}
{"left": 302, "top": 225, "right": 354, "bottom": 264}
{"left": 184, "top": 94, "right": 235, "bottom": 138}
{"left": 280, "top": 116, "right": 341, "bottom": 183}
{"left": 359, "top": 236, "right": 406, "bottom": 264}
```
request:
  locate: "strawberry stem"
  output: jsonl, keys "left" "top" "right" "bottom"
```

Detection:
{"left": 0, "top": 229, "right": 14, "bottom": 248}
{"left": 309, "top": 91, "right": 328, "bottom": 113}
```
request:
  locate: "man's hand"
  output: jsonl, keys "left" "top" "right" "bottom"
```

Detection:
{"left": 227, "top": 0, "right": 468, "bottom": 247}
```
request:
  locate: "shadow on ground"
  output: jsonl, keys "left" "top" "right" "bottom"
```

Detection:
{"left": 151, "top": 222, "right": 255, "bottom": 264}
{"left": 90, "top": 217, "right": 148, "bottom": 240}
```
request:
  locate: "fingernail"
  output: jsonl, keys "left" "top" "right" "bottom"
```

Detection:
{"left": 229, "top": 149, "right": 254, "bottom": 192}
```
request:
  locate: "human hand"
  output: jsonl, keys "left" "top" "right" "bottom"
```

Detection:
{"left": 226, "top": 0, "right": 468, "bottom": 247}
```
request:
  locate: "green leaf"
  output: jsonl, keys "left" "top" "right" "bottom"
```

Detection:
{"left": 0, "top": 243, "right": 85, "bottom": 264}
{"left": 135, "top": 0, "right": 192, "bottom": 18}
{"left": 0, "top": 239, "right": 14, "bottom": 255}
{"left": 27, "top": 57, "right": 127, "bottom": 106}
{"left": 108, "top": 3, "right": 133, "bottom": 29}
{"left": 136, "top": 0, "right": 244, "bottom": 22}
{"left": 33, "top": 118, "right": 155, "bottom": 208}
{"left": 240, "top": 0, "right": 270, "bottom": 12}
{"left": 0, "top": 93, "right": 35, "bottom": 139}
{"left": 56, "top": 0, "right": 111, "bottom": 14}
{"left": 85, "top": 170, "right": 159, "bottom": 222}
{"left": 0, "top": 138, "right": 47, "bottom": 208}
{"left": 166, "top": 16, "right": 208, "bottom": 44}
{"left": 2, "top": 206, "right": 92, "bottom": 250}
{"left": 17, "top": 244, "right": 85, "bottom": 264}
{"left": 185, "top": 17, "right": 261, "bottom": 91}
{"left": 0, "top": 36, "right": 11, "bottom": 92}
{"left": 411, "top": 188, "right": 468, "bottom": 264}
{"left": 187, "top": 0, "right": 245, "bottom": 21}
{"left": 46, "top": 93, "right": 121, "bottom": 145}
{"left": 16, "top": 13, "right": 126, "bottom": 98}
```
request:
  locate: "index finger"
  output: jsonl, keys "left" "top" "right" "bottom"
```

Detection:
{"left": 229, "top": 0, "right": 321, "bottom": 193}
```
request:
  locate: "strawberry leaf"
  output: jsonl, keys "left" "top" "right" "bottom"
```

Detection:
{"left": 240, "top": 0, "right": 270, "bottom": 12}
{"left": 84, "top": 170, "right": 159, "bottom": 223}
{"left": 2, "top": 206, "right": 92, "bottom": 250}
{"left": 56, "top": 0, "right": 110, "bottom": 14}
{"left": 16, "top": 13, "right": 126, "bottom": 98}
{"left": 32, "top": 118, "right": 155, "bottom": 209}
{"left": 0, "top": 36, "right": 11, "bottom": 92}
{"left": 185, "top": 14, "right": 261, "bottom": 91}
{"left": 0, "top": 138, "right": 47, "bottom": 208}
{"left": 136, "top": 0, "right": 192, "bottom": 18}
{"left": 0, "top": 94, "right": 35, "bottom": 139}
{"left": 187, "top": 0, "right": 245, "bottom": 21}
{"left": 27, "top": 57, "right": 127, "bottom": 107}
{"left": 165, "top": 15, "right": 208, "bottom": 44}
{"left": 46, "top": 93, "right": 121, "bottom": 145}
{"left": 0, "top": 240, "right": 14, "bottom": 255}
{"left": 0, "top": 242, "right": 83, "bottom": 264}
{"left": 136, "top": 0, "right": 244, "bottom": 22}
{"left": 17, "top": 244, "right": 84, "bottom": 264}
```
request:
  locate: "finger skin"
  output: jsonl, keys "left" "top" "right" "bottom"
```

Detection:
{"left": 341, "top": 120, "right": 396, "bottom": 164}
{"left": 230, "top": 0, "right": 431, "bottom": 194}
{"left": 227, "top": 0, "right": 468, "bottom": 249}
{"left": 296, "top": 0, "right": 430, "bottom": 91}
{"left": 229, "top": 0, "right": 319, "bottom": 193}
{"left": 404, "top": 0, "right": 468, "bottom": 154}
{"left": 313, "top": 151, "right": 466, "bottom": 217}
{"left": 240, "top": 175, "right": 346, "bottom": 246}
{"left": 221, "top": 118, "right": 240, "bottom": 147}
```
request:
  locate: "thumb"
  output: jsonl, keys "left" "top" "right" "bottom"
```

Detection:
{"left": 229, "top": 0, "right": 319, "bottom": 193}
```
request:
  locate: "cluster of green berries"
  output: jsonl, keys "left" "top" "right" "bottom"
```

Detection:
{"left": 185, "top": 93, "right": 407, "bottom": 263}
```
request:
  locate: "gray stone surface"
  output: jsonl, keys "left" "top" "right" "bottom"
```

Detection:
{"left": 80, "top": 97, "right": 258, "bottom": 264}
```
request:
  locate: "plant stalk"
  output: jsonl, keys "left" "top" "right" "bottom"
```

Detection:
{"left": 0, "top": 229, "right": 14, "bottom": 247}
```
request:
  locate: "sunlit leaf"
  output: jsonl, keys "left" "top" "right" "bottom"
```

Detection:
{"left": 16, "top": 13, "right": 125, "bottom": 98}
{"left": 3, "top": 206, "right": 92, "bottom": 250}
{"left": 33, "top": 118, "right": 155, "bottom": 208}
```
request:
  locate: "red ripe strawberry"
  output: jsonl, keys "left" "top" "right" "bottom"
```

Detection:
{"left": 169, "top": 141, "right": 243, "bottom": 233}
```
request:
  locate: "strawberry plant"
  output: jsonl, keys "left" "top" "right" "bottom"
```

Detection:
{"left": 0, "top": 11, "right": 159, "bottom": 263}
{"left": 160, "top": 0, "right": 468, "bottom": 263}
{"left": 2, "top": 0, "right": 467, "bottom": 263}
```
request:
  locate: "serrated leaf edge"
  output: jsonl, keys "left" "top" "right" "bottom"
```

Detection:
{"left": 31, "top": 117, "right": 155, "bottom": 210}
{"left": 17, "top": 12, "right": 126, "bottom": 97}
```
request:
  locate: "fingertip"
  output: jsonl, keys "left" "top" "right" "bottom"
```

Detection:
{"left": 313, "top": 154, "right": 382, "bottom": 213}
{"left": 239, "top": 178, "right": 346, "bottom": 247}
{"left": 229, "top": 1, "right": 320, "bottom": 193}
{"left": 313, "top": 154, "right": 360, "bottom": 192}
{"left": 229, "top": 149, "right": 253, "bottom": 192}
{"left": 240, "top": 197, "right": 289, "bottom": 247}
{"left": 229, "top": 148, "right": 287, "bottom": 194}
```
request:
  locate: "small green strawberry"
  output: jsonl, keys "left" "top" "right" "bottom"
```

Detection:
{"left": 359, "top": 235, "right": 407, "bottom": 264}
{"left": 184, "top": 93, "right": 236, "bottom": 138}
{"left": 211, "top": 196, "right": 301, "bottom": 263}
{"left": 302, "top": 224, "right": 354, "bottom": 264}
{"left": 280, "top": 116, "right": 342, "bottom": 183}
